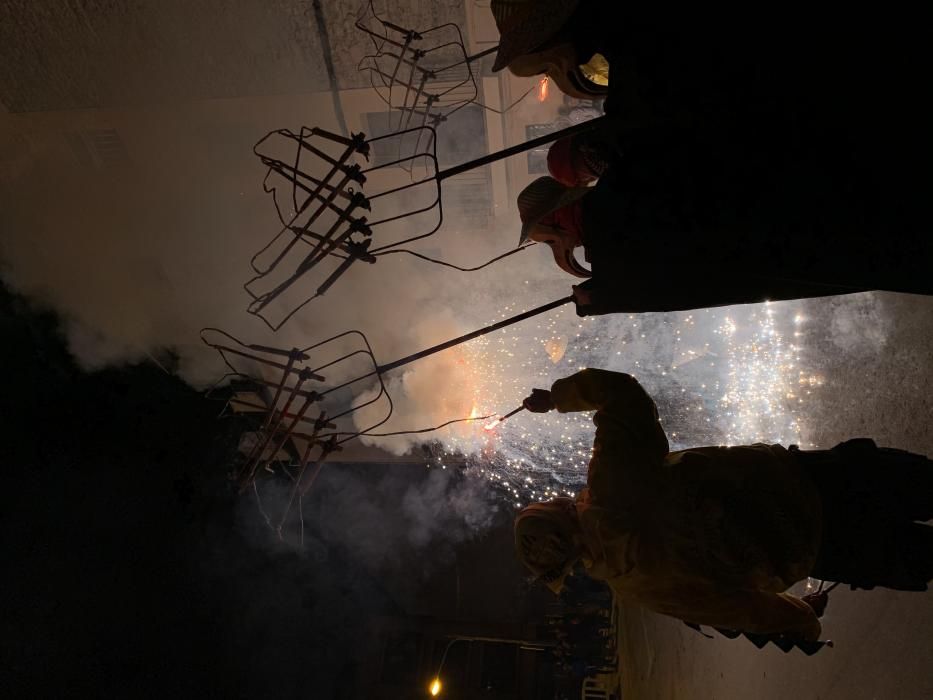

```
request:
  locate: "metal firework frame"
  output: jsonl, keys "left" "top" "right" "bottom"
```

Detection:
{"left": 202, "top": 293, "right": 571, "bottom": 491}
{"left": 201, "top": 327, "right": 393, "bottom": 534}
{"left": 354, "top": 0, "right": 496, "bottom": 148}
{"left": 246, "top": 117, "right": 607, "bottom": 331}
{"left": 246, "top": 123, "right": 443, "bottom": 331}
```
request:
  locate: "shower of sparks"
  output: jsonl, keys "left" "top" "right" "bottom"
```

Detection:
{"left": 420, "top": 298, "right": 822, "bottom": 509}
{"left": 482, "top": 406, "right": 525, "bottom": 432}
{"left": 718, "top": 304, "right": 819, "bottom": 445}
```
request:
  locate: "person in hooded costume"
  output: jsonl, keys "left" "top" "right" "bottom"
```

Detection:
{"left": 494, "top": 0, "right": 933, "bottom": 315}
{"left": 514, "top": 368, "right": 933, "bottom": 641}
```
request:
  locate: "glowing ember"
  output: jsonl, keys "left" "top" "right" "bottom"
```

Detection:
{"left": 537, "top": 76, "right": 549, "bottom": 102}
{"left": 483, "top": 418, "right": 502, "bottom": 431}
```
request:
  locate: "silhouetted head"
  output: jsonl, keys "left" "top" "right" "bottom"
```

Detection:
{"left": 514, "top": 497, "right": 583, "bottom": 593}
{"left": 515, "top": 176, "right": 591, "bottom": 277}
{"left": 490, "top": 0, "right": 609, "bottom": 100}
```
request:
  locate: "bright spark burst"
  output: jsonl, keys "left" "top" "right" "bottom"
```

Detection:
{"left": 718, "top": 304, "right": 806, "bottom": 445}
{"left": 422, "top": 301, "right": 821, "bottom": 509}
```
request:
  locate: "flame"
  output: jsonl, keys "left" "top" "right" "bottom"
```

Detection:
{"left": 537, "top": 77, "right": 549, "bottom": 102}
{"left": 483, "top": 417, "right": 502, "bottom": 432}
{"left": 430, "top": 678, "right": 442, "bottom": 696}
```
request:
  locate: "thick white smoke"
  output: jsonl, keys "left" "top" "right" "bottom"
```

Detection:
{"left": 2, "top": 91, "right": 929, "bottom": 510}
{"left": 0, "top": 112, "right": 546, "bottom": 386}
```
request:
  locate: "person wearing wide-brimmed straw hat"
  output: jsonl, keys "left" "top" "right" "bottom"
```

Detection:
{"left": 514, "top": 157, "right": 933, "bottom": 316}
{"left": 488, "top": 0, "right": 608, "bottom": 101}
{"left": 490, "top": 0, "right": 580, "bottom": 73}
{"left": 516, "top": 176, "right": 591, "bottom": 277}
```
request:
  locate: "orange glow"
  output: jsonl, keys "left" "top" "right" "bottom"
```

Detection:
{"left": 543, "top": 336, "right": 566, "bottom": 364}
{"left": 429, "top": 678, "right": 442, "bottom": 696}
{"left": 537, "top": 77, "right": 549, "bottom": 102}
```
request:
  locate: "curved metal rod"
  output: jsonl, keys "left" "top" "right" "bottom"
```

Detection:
{"left": 203, "top": 293, "right": 572, "bottom": 465}
{"left": 250, "top": 126, "right": 366, "bottom": 275}
{"left": 246, "top": 230, "right": 527, "bottom": 332}
{"left": 354, "top": 15, "right": 480, "bottom": 142}
{"left": 247, "top": 124, "right": 439, "bottom": 298}
{"left": 300, "top": 328, "right": 371, "bottom": 354}
{"left": 372, "top": 242, "right": 536, "bottom": 271}
{"left": 202, "top": 370, "right": 255, "bottom": 401}
{"left": 329, "top": 412, "right": 494, "bottom": 439}
{"left": 369, "top": 196, "right": 444, "bottom": 252}
{"left": 200, "top": 326, "right": 394, "bottom": 449}
{"left": 249, "top": 292, "right": 322, "bottom": 332}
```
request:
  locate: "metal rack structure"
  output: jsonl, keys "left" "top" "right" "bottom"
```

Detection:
{"left": 246, "top": 117, "right": 605, "bottom": 330}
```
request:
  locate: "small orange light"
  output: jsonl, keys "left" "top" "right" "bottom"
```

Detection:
{"left": 537, "top": 77, "right": 549, "bottom": 102}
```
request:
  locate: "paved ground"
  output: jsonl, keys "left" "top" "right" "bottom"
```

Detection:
{"left": 616, "top": 292, "right": 933, "bottom": 699}
{"left": 618, "top": 589, "right": 933, "bottom": 700}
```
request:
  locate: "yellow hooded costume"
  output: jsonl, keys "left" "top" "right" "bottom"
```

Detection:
{"left": 522, "top": 369, "right": 824, "bottom": 641}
